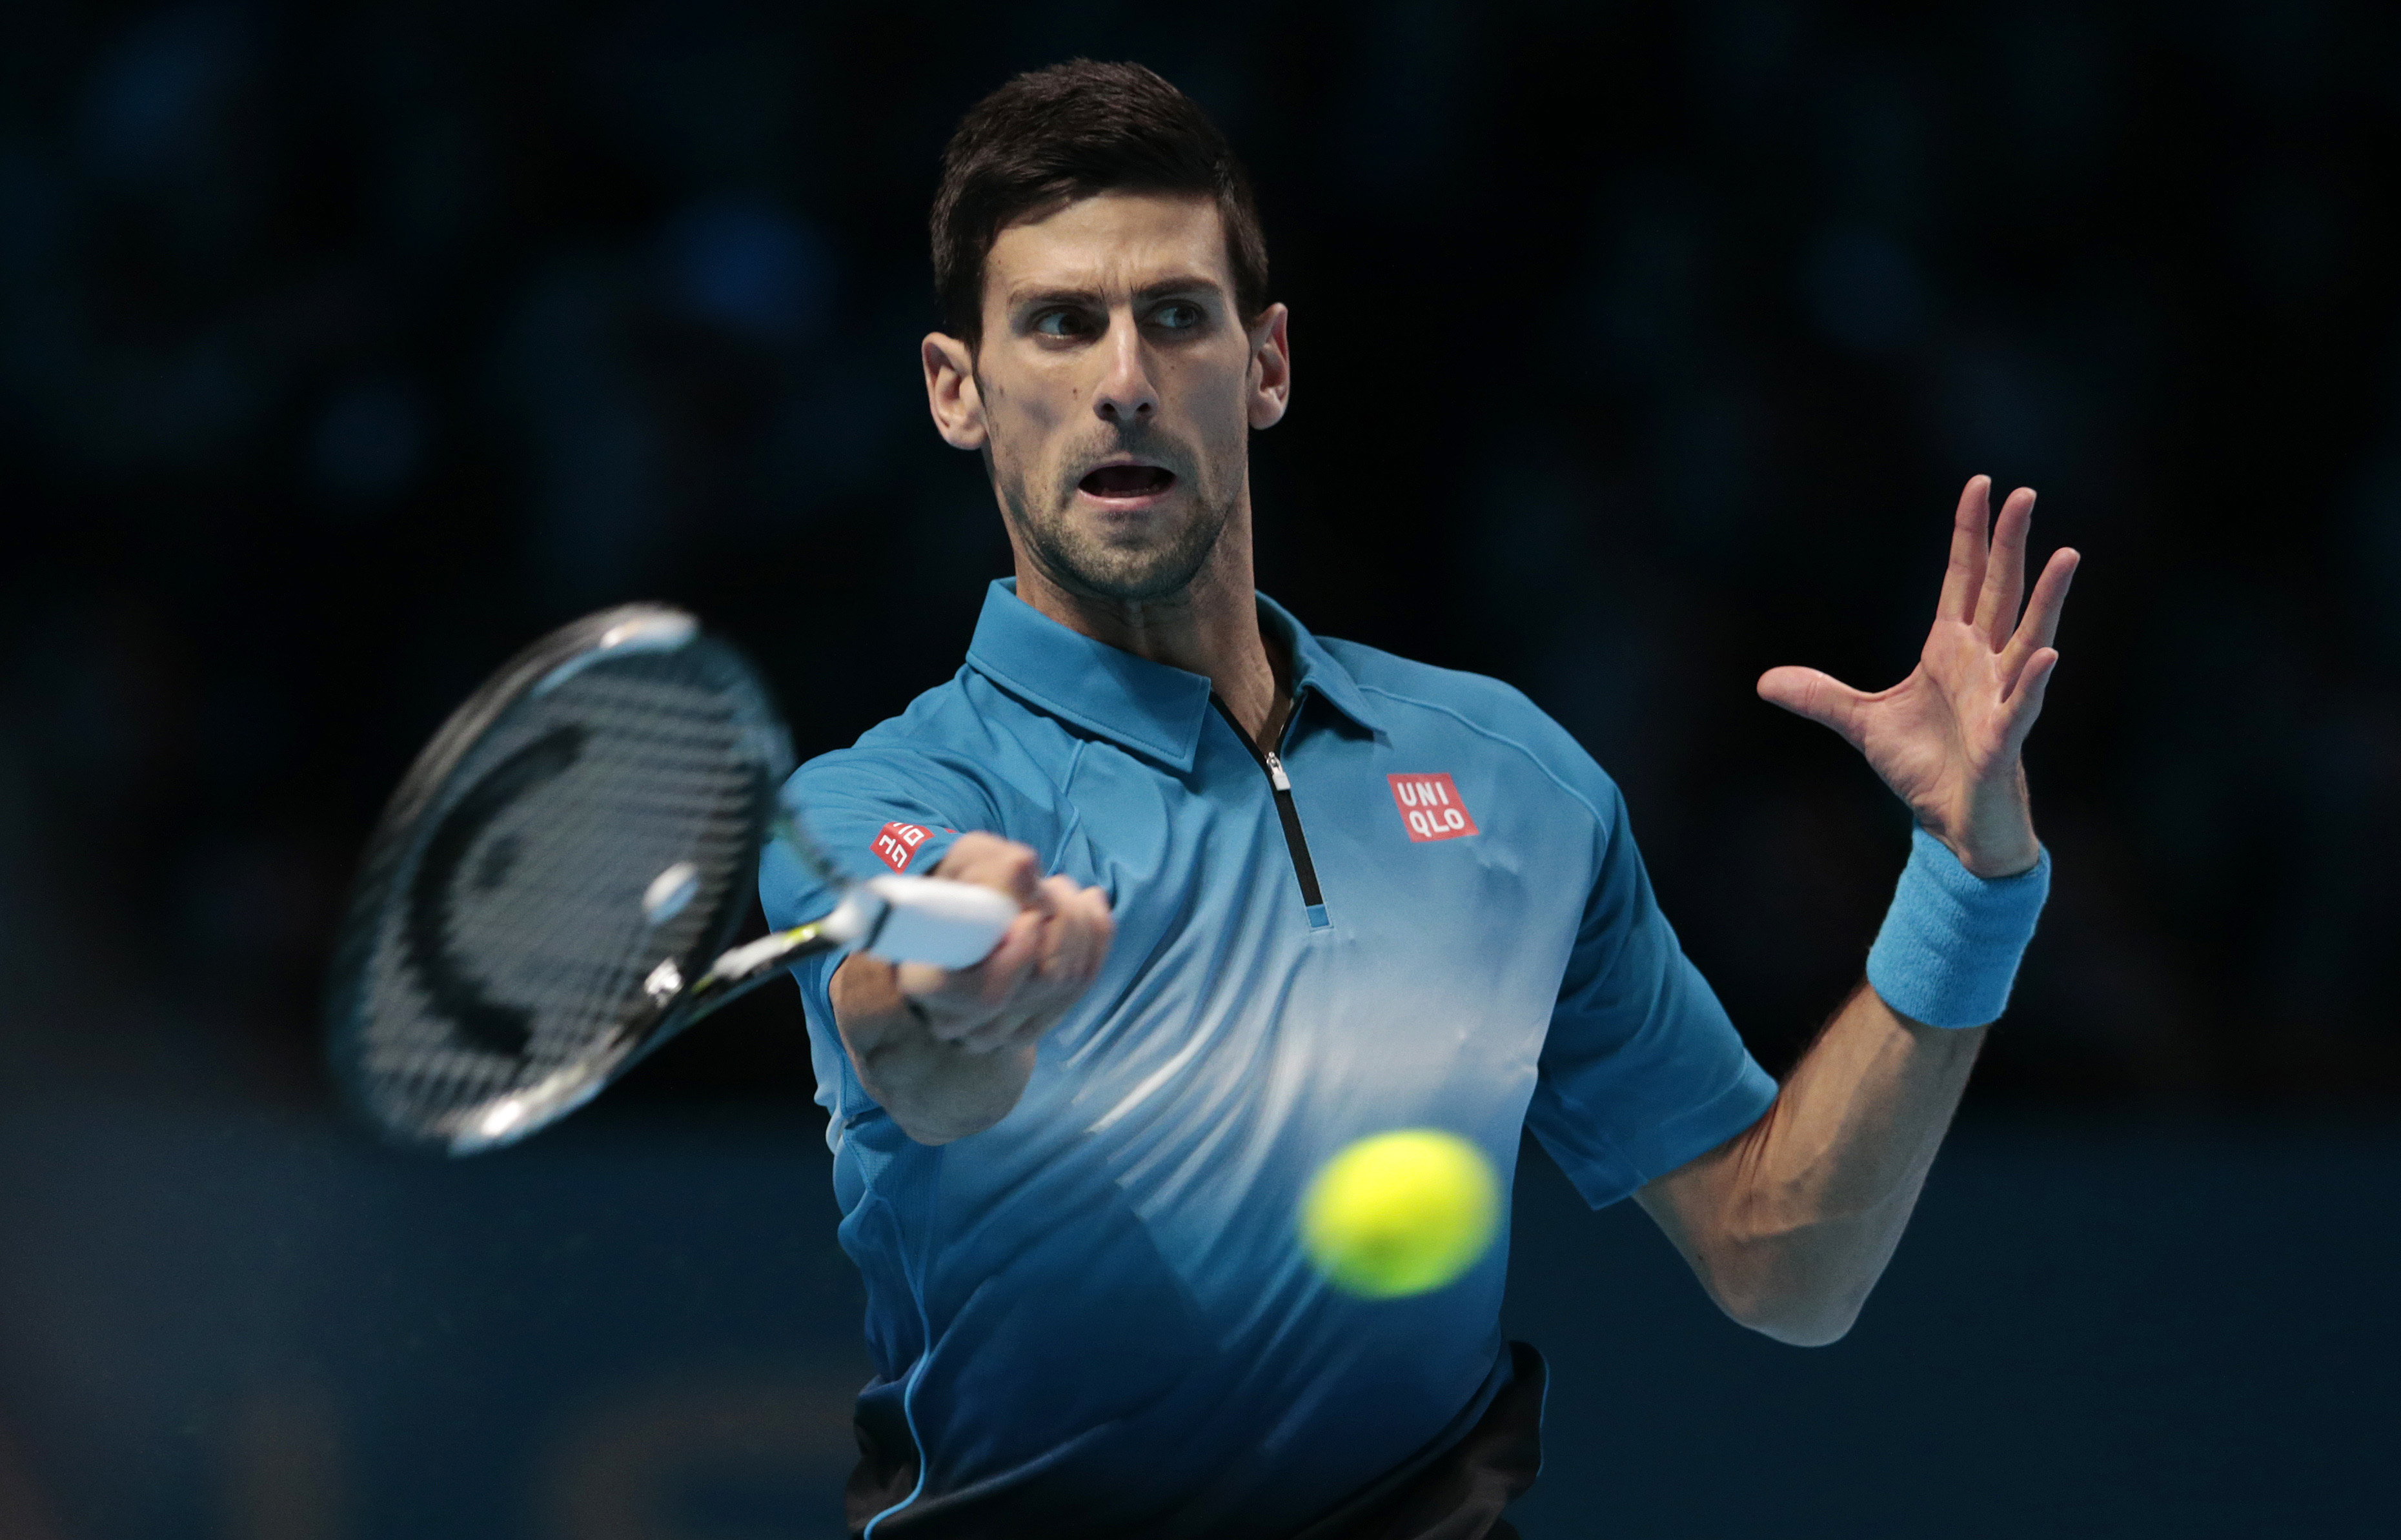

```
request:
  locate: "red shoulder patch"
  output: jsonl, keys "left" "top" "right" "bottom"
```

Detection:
{"left": 873, "top": 822, "right": 932, "bottom": 872}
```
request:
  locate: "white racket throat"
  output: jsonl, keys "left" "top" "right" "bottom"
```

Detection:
{"left": 706, "top": 875, "right": 1012, "bottom": 988}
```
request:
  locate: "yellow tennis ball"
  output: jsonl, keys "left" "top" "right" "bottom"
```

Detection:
{"left": 1301, "top": 1130, "right": 1501, "bottom": 1299}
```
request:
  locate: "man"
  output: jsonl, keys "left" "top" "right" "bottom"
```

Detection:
{"left": 762, "top": 60, "right": 2076, "bottom": 1540}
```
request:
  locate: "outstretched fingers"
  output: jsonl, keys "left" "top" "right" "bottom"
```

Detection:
{"left": 1757, "top": 665, "right": 1871, "bottom": 747}
{"left": 1937, "top": 476, "right": 1994, "bottom": 623}
{"left": 1998, "top": 546, "right": 2080, "bottom": 698}
{"left": 1974, "top": 487, "right": 2038, "bottom": 648}
{"left": 2000, "top": 647, "right": 2060, "bottom": 749}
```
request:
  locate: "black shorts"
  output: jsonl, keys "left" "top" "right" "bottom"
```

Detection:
{"left": 845, "top": 1341, "right": 1546, "bottom": 1540}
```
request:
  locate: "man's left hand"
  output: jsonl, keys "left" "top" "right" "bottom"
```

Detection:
{"left": 1757, "top": 475, "right": 2078, "bottom": 877}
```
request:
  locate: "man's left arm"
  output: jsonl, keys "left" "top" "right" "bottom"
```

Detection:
{"left": 1637, "top": 474, "right": 2079, "bottom": 1346}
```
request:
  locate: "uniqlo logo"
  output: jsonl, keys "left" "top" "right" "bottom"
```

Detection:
{"left": 1389, "top": 773, "right": 1478, "bottom": 842}
{"left": 873, "top": 822, "right": 931, "bottom": 873}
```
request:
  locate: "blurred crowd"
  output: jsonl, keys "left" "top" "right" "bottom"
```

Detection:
{"left": 4, "top": 0, "right": 2398, "bottom": 1119}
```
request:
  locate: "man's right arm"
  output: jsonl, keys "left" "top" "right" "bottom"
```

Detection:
{"left": 828, "top": 832, "right": 1114, "bottom": 1145}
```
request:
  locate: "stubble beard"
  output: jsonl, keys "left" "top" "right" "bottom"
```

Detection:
{"left": 994, "top": 440, "right": 1237, "bottom": 607}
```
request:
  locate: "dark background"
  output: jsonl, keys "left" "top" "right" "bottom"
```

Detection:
{"left": 2, "top": 1, "right": 2396, "bottom": 1536}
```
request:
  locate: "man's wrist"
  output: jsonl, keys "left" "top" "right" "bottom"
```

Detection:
{"left": 1943, "top": 769, "right": 2041, "bottom": 878}
{"left": 1949, "top": 830, "right": 2041, "bottom": 880}
{"left": 1865, "top": 825, "right": 2051, "bottom": 1029}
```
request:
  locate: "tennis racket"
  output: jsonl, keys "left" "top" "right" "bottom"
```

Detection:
{"left": 325, "top": 603, "right": 1014, "bottom": 1155}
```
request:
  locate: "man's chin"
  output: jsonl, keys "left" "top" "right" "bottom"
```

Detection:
{"left": 1048, "top": 558, "right": 1207, "bottom": 605}
{"left": 1005, "top": 476, "right": 1231, "bottom": 606}
{"left": 1033, "top": 531, "right": 1222, "bottom": 607}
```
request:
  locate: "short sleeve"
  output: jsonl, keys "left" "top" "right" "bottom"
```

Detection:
{"left": 1525, "top": 780, "right": 1778, "bottom": 1209}
{"left": 758, "top": 743, "right": 995, "bottom": 1133}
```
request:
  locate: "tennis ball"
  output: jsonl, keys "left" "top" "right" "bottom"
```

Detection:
{"left": 1301, "top": 1130, "right": 1501, "bottom": 1299}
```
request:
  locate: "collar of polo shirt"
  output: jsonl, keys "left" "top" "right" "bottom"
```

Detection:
{"left": 961, "top": 579, "right": 1385, "bottom": 771}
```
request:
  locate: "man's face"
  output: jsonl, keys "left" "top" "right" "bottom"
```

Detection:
{"left": 936, "top": 191, "right": 1288, "bottom": 605}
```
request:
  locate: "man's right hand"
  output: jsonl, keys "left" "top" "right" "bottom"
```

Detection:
{"left": 829, "top": 832, "right": 1114, "bottom": 1144}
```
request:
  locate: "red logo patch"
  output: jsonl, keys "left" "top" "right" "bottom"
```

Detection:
{"left": 1388, "top": 773, "right": 1478, "bottom": 842}
{"left": 873, "top": 822, "right": 932, "bottom": 873}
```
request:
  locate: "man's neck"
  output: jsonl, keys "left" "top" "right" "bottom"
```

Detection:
{"left": 1010, "top": 512, "right": 1288, "bottom": 747}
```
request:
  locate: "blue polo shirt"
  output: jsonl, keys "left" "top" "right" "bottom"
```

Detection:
{"left": 760, "top": 580, "right": 1778, "bottom": 1536}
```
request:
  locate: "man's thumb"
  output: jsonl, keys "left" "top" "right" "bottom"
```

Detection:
{"left": 1756, "top": 666, "right": 1867, "bottom": 741}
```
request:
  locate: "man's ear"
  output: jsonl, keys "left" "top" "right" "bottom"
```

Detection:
{"left": 1247, "top": 303, "right": 1292, "bottom": 431}
{"left": 922, "top": 332, "right": 987, "bottom": 450}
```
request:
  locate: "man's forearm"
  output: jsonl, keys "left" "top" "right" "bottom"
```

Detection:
{"left": 1642, "top": 981, "right": 1983, "bottom": 1345}
{"left": 831, "top": 955, "right": 1038, "bottom": 1146}
{"left": 1650, "top": 476, "right": 2066, "bottom": 1344}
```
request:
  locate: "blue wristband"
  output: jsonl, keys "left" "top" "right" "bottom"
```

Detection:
{"left": 1865, "top": 826, "right": 2050, "bottom": 1029}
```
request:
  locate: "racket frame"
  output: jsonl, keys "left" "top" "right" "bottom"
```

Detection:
{"left": 325, "top": 605, "right": 794, "bottom": 1155}
{"left": 327, "top": 604, "right": 1013, "bottom": 1157}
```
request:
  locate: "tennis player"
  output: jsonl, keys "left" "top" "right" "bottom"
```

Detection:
{"left": 761, "top": 60, "right": 2076, "bottom": 1539}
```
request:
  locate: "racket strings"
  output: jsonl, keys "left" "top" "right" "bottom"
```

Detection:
{"left": 355, "top": 650, "right": 775, "bottom": 1132}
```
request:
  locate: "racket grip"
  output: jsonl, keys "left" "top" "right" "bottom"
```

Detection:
{"left": 862, "top": 876, "right": 1017, "bottom": 969}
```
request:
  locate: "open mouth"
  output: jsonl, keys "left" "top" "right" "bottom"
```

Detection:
{"left": 1079, "top": 464, "right": 1176, "bottom": 499}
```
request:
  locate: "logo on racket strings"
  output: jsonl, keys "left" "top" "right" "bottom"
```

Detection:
{"left": 1388, "top": 774, "right": 1477, "bottom": 842}
{"left": 874, "top": 822, "right": 932, "bottom": 872}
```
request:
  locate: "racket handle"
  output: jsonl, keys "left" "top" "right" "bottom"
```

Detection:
{"left": 860, "top": 875, "right": 1017, "bottom": 968}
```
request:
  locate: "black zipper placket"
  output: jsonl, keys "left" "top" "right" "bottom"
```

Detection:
{"left": 1210, "top": 695, "right": 1329, "bottom": 927}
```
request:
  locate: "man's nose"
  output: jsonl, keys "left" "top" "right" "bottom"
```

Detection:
{"left": 1092, "top": 316, "right": 1158, "bottom": 424}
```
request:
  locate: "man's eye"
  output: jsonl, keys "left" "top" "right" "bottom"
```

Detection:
{"left": 1152, "top": 303, "right": 1203, "bottom": 330}
{"left": 1033, "top": 310, "right": 1092, "bottom": 338}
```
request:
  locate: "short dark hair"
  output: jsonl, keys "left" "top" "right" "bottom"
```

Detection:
{"left": 931, "top": 60, "right": 1270, "bottom": 347}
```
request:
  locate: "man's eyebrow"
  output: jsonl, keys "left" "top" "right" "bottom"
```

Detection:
{"left": 1004, "top": 273, "right": 1228, "bottom": 310}
{"left": 1132, "top": 273, "right": 1226, "bottom": 302}
{"left": 1006, "top": 283, "right": 1102, "bottom": 310}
